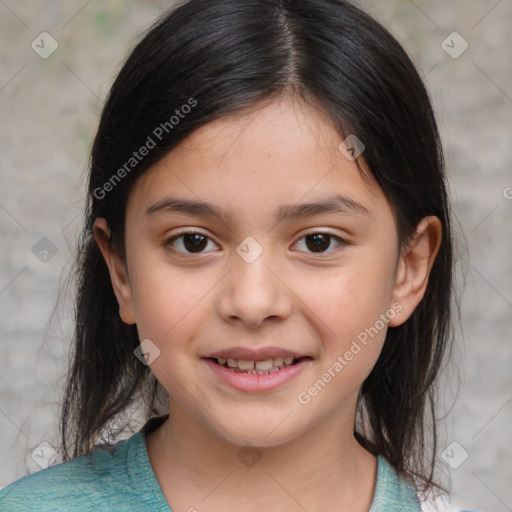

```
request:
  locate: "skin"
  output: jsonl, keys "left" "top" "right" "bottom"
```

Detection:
{"left": 94, "top": 95, "right": 441, "bottom": 512}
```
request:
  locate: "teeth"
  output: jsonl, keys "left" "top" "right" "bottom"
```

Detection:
{"left": 238, "top": 359, "right": 255, "bottom": 370}
{"left": 255, "top": 359, "right": 274, "bottom": 371}
{"left": 215, "top": 356, "right": 299, "bottom": 373}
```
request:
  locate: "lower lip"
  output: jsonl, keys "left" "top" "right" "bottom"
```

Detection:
{"left": 204, "top": 358, "right": 310, "bottom": 392}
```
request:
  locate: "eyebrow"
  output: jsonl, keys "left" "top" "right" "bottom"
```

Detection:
{"left": 145, "top": 194, "right": 373, "bottom": 222}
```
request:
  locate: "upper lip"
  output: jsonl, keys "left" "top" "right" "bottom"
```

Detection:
{"left": 206, "top": 346, "right": 311, "bottom": 361}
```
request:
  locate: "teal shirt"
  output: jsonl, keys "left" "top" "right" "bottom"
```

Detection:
{"left": 0, "top": 415, "right": 421, "bottom": 511}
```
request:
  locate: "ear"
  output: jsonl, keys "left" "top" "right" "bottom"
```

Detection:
{"left": 388, "top": 216, "right": 442, "bottom": 327}
{"left": 92, "top": 218, "right": 136, "bottom": 325}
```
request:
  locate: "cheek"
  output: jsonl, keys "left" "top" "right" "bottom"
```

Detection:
{"left": 310, "top": 256, "right": 395, "bottom": 327}
{"left": 304, "top": 252, "right": 396, "bottom": 368}
{"left": 128, "top": 259, "right": 211, "bottom": 395}
{"left": 128, "top": 250, "right": 212, "bottom": 343}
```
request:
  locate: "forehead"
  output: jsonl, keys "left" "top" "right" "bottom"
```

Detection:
{"left": 126, "top": 97, "right": 390, "bottom": 223}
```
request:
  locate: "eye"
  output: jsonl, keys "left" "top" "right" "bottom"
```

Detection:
{"left": 166, "top": 231, "right": 344, "bottom": 255}
{"left": 166, "top": 232, "right": 219, "bottom": 254}
{"left": 293, "top": 232, "right": 345, "bottom": 254}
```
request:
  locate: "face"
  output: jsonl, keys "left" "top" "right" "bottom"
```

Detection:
{"left": 95, "top": 96, "right": 437, "bottom": 448}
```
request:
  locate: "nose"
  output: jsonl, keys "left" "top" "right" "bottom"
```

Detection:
{"left": 216, "top": 247, "right": 293, "bottom": 329}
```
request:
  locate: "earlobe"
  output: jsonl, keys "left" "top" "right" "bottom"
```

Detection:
{"left": 388, "top": 216, "right": 442, "bottom": 327}
{"left": 92, "top": 218, "right": 136, "bottom": 325}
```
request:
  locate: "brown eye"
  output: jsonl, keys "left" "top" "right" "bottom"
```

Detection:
{"left": 295, "top": 233, "right": 345, "bottom": 253}
{"left": 167, "top": 232, "right": 218, "bottom": 254}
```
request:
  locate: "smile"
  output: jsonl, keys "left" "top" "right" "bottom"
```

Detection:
{"left": 204, "top": 356, "right": 312, "bottom": 392}
{"left": 210, "top": 356, "right": 299, "bottom": 374}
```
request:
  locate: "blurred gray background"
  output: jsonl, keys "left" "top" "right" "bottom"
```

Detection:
{"left": 1, "top": 1, "right": 511, "bottom": 511}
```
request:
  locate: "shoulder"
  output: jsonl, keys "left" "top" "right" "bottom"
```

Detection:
{"left": 0, "top": 433, "right": 142, "bottom": 512}
{"left": 370, "top": 455, "right": 422, "bottom": 511}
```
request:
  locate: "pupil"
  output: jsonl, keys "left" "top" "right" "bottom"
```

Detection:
{"left": 306, "top": 234, "right": 330, "bottom": 252}
{"left": 184, "top": 233, "right": 207, "bottom": 252}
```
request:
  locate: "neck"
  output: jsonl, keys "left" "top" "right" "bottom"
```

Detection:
{"left": 146, "top": 394, "right": 377, "bottom": 512}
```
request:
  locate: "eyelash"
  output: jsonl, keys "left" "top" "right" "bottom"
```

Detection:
{"left": 165, "top": 231, "right": 346, "bottom": 256}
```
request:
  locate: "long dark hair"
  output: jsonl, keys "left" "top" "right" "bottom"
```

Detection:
{"left": 59, "top": 0, "right": 454, "bottom": 496}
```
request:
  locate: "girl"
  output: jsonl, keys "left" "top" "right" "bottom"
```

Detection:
{"left": 0, "top": 0, "right": 459, "bottom": 510}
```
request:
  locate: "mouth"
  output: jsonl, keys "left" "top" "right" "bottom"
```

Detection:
{"left": 207, "top": 356, "right": 311, "bottom": 375}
